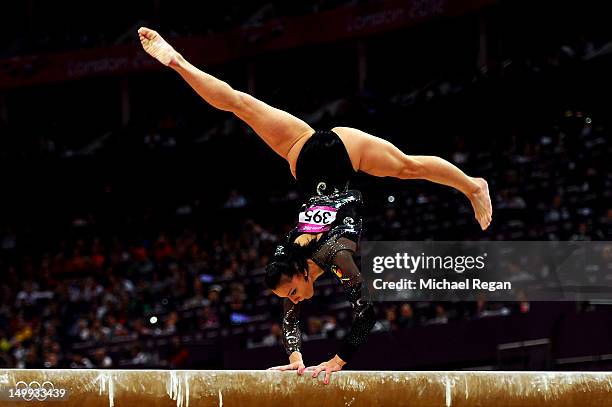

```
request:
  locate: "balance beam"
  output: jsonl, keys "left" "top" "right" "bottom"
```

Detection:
{"left": 1, "top": 369, "right": 611, "bottom": 407}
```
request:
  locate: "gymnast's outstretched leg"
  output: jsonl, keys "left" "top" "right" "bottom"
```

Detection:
{"left": 138, "top": 27, "right": 314, "bottom": 165}
{"left": 332, "top": 126, "right": 492, "bottom": 230}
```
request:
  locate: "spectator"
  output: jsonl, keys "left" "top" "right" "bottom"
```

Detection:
{"left": 168, "top": 336, "right": 189, "bottom": 369}
{"left": 261, "top": 322, "right": 282, "bottom": 347}
{"left": 224, "top": 190, "right": 248, "bottom": 209}
{"left": 92, "top": 348, "right": 113, "bottom": 368}
{"left": 397, "top": 303, "right": 415, "bottom": 329}
{"left": 70, "top": 353, "right": 94, "bottom": 368}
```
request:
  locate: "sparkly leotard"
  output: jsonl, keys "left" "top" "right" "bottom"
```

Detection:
{"left": 275, "top": 189, "right": 376, "bottom": 362}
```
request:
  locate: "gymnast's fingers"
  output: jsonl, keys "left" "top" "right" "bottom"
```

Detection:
{"left": 324, "top": 367, "right": 333, "bottom": 385}
{"left": 311, "top": 366, "right": 323, "bottom": 378}
{"left": 268, "top": 363, "right": 293, "bottom": 371}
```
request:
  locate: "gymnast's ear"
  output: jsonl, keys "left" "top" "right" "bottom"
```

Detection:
{"left": 304, "top": 259, "right": 318, "bottom": 280}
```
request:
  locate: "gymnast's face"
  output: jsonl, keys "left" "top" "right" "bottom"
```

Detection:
{"left": 272, "top": 271, "right": 315, "bottom": 304}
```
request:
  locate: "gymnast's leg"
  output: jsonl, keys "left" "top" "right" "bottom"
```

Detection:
{"left": 332, "top": 126, "right": 492, "bottom": 230}
{"left": 138, "top": 27, "right": 314, "bottom": 163}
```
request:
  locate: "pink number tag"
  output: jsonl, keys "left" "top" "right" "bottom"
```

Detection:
{"left": 297, "top": 205, "right": 337, "bottom": 233}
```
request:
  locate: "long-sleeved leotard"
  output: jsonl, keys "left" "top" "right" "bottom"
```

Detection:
{"left": 328, "top": 245, "right": 376, "bottom": 361}
{"left": 281, "top": 237, "right": 375, "bottom": 361}
{"left": 281, "top": 298, "right": 302, "bottom": 355}
{"left": 279, "top": 189, "right": 375, "bottom": 361}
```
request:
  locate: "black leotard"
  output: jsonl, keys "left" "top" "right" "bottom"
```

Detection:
{"left": 275, "top": 190, "right": 375, "bottom": 362}
{"left": 295, "top": 129, "right": 356, "bottom": 197}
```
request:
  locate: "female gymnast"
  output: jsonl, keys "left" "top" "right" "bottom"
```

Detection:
{"left": 138, "top": 27, "right": 493, "bottom": 383}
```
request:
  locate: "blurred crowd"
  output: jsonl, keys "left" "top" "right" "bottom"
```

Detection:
{"left": 0, "top": 218, "right": 530, "bottom": 369}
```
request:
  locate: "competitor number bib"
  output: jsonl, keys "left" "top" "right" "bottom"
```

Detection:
{"left": 297, "top": 205, "right": 338, "bottom": 233}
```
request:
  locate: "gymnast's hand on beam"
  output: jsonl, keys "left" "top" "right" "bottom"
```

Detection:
{"left": 267, "top": 360, "right": 306, "bottom": 373}
{"left": 307, "top": 355, "right": 346, "bottom": 385}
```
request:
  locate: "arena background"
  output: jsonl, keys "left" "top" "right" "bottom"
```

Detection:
{"left": 0, "top": 0, "right": 610, "bottom": 373}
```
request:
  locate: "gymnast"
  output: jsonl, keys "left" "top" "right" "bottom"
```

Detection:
{"left": 138, "top": 27, "right": 493, "bottom": 383}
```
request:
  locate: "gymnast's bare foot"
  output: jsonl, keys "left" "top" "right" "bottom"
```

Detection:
{"left": 138, "top": 27, "right": 179, "bottom": 66}
{"left": 469, "top": 177, "right": 493, "bottom": 230}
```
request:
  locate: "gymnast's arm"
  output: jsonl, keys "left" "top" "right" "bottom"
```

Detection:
{"left": 281, "top": 298, "right": 303, "bottom": 360}
{"left": 332, "top": 249, "right": 376, "bottom": 362}
{"left": 268, "top": 299, "right": 306, "bottom": 373}
{"left": 307, "top": 248, "right": 376, "bottom": 383}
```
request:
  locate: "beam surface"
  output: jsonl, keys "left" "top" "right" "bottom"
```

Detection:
{"left": 1, "top": 369, "right": 611, "bottom": 407}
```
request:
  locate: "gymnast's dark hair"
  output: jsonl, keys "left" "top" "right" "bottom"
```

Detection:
{"left": 265, "top": 238, "right": 318, "bottom": 289}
